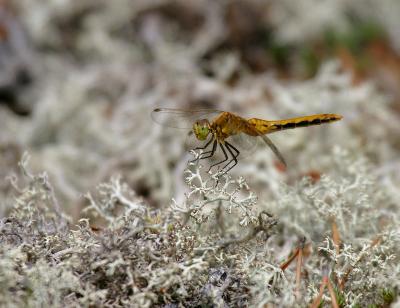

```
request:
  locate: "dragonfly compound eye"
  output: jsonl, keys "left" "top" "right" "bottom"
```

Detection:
{"left": 193, "top": 121, "right": 210, "bottom": 141}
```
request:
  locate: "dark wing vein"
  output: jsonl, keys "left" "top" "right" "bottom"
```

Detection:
{"left": 151, "top": 108, "right": 222, "bottom": 129}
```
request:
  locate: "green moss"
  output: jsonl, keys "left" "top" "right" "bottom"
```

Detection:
{"left": 300, "top": 47, "right": 320, "bottom": 77}
{"left": 381, "top": 288, "right": 396, "bottom": 304}
{"left": 270, "top": 44, "right": 291, "bottom": 67}
{"left": 324, "top": 21, "right": 384, "bottom": 54}
{"left": 334, "top": 286, "right": 346, "bottom": 307}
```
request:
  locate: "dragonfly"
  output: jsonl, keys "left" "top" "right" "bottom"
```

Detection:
{"left": 152, "top": 108, "right": 342, "bottom": 173}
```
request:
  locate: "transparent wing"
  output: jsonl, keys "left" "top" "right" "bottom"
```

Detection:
{"left": 251, "top": 120, "right": 287, "bottom": 166}
{"left": 227, "top": 133, "right": 259, "bottom": 160}
{"left": 151, "top": 108, "right": 223, "bottom": 129}
{"left": 227, "top": 133, "right": 286, "bottom": 166}
{"left": 260, "top": 135, "right": 287, "bottom": 167}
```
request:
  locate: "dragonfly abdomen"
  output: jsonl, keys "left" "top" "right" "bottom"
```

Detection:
{"left": 248, "top": 114, "right": 342, "bottom": 134}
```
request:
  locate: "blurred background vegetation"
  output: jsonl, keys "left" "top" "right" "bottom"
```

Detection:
{"left": 0, "top": 0, "right": 399, "bottom": 220}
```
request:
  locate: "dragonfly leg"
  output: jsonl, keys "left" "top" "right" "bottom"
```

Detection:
{"left": 198, "top": 140, "right": 217, "bottom": 160}
{"left": 207, "top": 143, "right": 228, "bottom": 173}
{"left": 190, "top": 140, "right": 217, "bottom": 163}
{"left": 194, "top": 135, "right": 213, "bottom": 151}
{"left": 189, "top": 137, "right": 215, "bottom": 162}
{"left": 226, "top": 141, "right": 239, "bottom": 157}
{"left": 220, "top": 141, "right": 239, "bottom": 173}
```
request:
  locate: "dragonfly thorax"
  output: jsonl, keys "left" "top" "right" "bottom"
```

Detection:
{"left": 193, "top": 119, "right": 211, "bottom": 141}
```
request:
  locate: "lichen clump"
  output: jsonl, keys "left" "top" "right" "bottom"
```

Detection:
{"left": 0, "top": 150, "right": 398, "bottom": 307}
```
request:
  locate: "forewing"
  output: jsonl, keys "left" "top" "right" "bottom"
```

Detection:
{"left": 151, "top": 108, "right": 222, "bottom": 129}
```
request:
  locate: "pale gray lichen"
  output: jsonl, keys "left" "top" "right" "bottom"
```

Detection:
{"left": 0, "top": 147, "right": 398, "bottom": 307}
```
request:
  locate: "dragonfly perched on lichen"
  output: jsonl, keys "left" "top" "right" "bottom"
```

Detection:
{"left": 152, "top": 108, "right": 342, "bottom": 173}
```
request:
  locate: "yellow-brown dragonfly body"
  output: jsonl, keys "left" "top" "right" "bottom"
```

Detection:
{"left": 207, "top": 111, "right": 341, "bottom": 141}
{"left": 152, "top": 108, "right": 342, "bottom": 173}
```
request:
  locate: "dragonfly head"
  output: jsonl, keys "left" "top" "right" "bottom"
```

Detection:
{"left": 193, "top": 119, "right": 211, "bottom": 141}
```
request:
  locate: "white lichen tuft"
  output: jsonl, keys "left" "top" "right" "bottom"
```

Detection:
{"left": 1, "top": 148, "right": 398, "bottom": 306}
